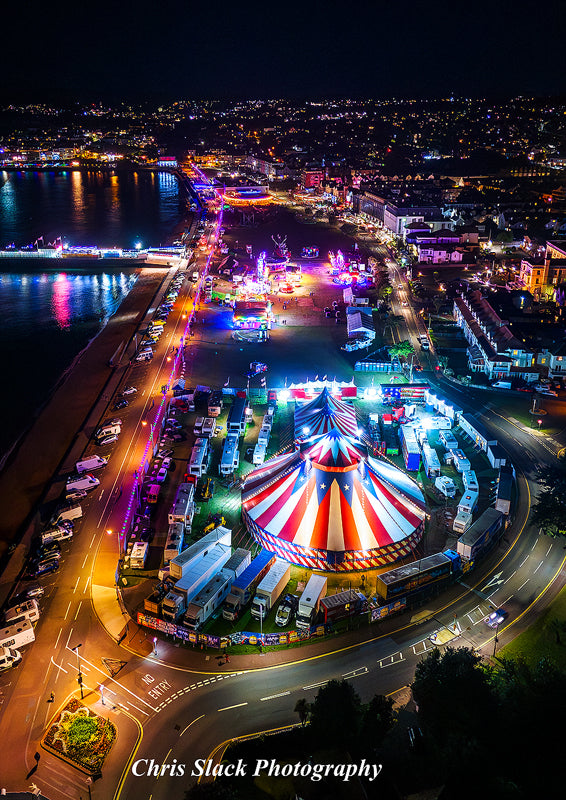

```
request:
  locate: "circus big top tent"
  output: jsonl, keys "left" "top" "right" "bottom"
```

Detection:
{"left": 242, "top": 423, "right": 426, "bottom": 573}
{"left": 294, "top": 387, "right": 358, "bottom": 439}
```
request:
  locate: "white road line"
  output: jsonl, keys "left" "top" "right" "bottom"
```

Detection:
{"left": 180, "top": 715, "right": 205, "bottom": 737}
{"left": 73, "top": 576, "right": 81, "bottom": 594}
{"left": 518, "top": 578, "right": 530, "bottom": 591}
{"left": 342, "top": 667, "right": 368, "bottom": 679}
{"left": 533, "top": 560, "right": 543, "bottom": 574}
{"left": 50, "top": 657, "right": 68, "bottom": 674}
{"left": 503, "top": 570, "right": 516, "bottom": 584}
{"left": 217, "top": 703, "right": 247, "bottom": 712}
{"left": 260, "top": 691, "right": 291, "bottom": 702}
{"left": 303, "top": 681, "right": 328, "bottom": 691}
{"left": 84, "top": 575, "right": 90, "bottom": 594}
{"left": 54, "top": 629, "right": 62, "bottom": 650}
{"left": 66, "top": 628, "right": 73, "bottom": 648}
{"left": 530, "top": 541, "right": 537, "bottom": 551}
{"left": 81, "top": 553, "right": 89, "bottom": 569}
{"left": 67, "top": 662, "right": 90, "bottom": 673}
{"left": 546, "top": 544, "right": 552, "bottom": 556}
{"left": 519, "top": 556, "right": 529, "bottom": 568}
{"left": 63, "top": 601, "right": 72, "bottom": 620}
{"left": 129, "top": 703, "right": 149, "bottom": 716}
{"left": 500, "top": 596, "right": 513, "bottom": 607}
{"left": 99, "top": 489, "right": 104, "bottom": 500}
{"left": 64, "top": 646, "right": 157, "bottom": 711}
{"left": 74, "top": 601, "right": 82, "bottom": 621}
{"left": 89, "top": 534, "right": 96, "bottom": 548}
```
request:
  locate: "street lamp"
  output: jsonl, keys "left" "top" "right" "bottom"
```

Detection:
{"left": 153, "top": 636, "right": 158, "bottom": 657}
{"left": 73, "top": 644, "right": 83, "bottom": 699}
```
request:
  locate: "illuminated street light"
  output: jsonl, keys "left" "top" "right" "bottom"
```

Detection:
{"left": 73, "top": 644, "right": 83, "bottom": 699}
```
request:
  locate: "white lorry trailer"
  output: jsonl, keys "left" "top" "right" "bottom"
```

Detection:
{"left": 250, "top": 559, "right": 291, "bottom": 621}
{"left": 295, "top": 574, "right": 328, "bottom": 631}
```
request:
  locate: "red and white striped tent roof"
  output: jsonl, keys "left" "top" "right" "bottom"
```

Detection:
{"left": 242, "top": 429, "right": 426, "bottom": 572}
{"left": 294, "top": 387, "right": 358, "bottom": 439}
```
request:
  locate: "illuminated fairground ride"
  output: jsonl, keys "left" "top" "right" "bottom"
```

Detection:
{"left": 222, "top": 187, "right": 272, "bottom": 206}
{"left": 328, "top": 249, "right": 369, "bottom": 287}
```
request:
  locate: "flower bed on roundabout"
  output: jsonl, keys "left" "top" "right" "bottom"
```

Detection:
{"left": 42, "top": 698, "right": 116, "bottom": 774}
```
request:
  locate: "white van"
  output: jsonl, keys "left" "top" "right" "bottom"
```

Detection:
{"left": 96, "top": 423, "right": 121, "bottom": 438}
{"left": 194, "top": 417, "right": 204, "bottom": 435}
{"left": 51, "top": 503, "right": 82, "bottom": 525}
{"left": 201, "top": 418, "right": 216, "bottom": 438}
{"left": 0, "top": 646, "right": 22, "bottom": 671}
{"left": 66, "top": 474, "right": 100, "bottom": 493}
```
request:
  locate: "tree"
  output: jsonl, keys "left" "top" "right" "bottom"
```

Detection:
{"left": 412, "top": 647, "right": 495, "bottom": 745}
{"left": 389, "top": 340, "right": 415, "bottom": 359}
{"left": 294, "top": 697, "right": 310, "bottom": 726}
{"left": 308, "top": 679, "right": 362, "bottom": 749}
{"left": 359, "top": 694, "right": 395, "bottom": 750}
{"left": 531, "top": 454, "right": 566, "bottom": 539}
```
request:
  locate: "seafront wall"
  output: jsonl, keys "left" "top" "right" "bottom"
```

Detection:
{"left": 0, "top": 268, "right": 169, "bottom": 599}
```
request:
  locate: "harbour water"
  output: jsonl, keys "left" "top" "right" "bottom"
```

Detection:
{"left": 0, "top": 170, "right": 184, "bottom": 460}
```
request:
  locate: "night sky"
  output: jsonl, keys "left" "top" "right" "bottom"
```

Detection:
{"left": 2, "top": 0, "right": 565, "bottom": 100}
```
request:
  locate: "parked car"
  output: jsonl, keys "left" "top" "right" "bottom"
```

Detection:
{"left": 113, "top": 399, "right": 129, "bottom": 410}
{"left": 26, "top": 560, "right": 59, "bottom": 579}
{"left": 96, "top": 434, "right": 118, "bottom": 447}
{"left": 162, "top": 457, "right": 174, "bottom": 470}
{"left": 121, "top": 386, "right": 137, "bottom": 395}
{"left": 156, "top": 467, "right": 168, "bottom": 483}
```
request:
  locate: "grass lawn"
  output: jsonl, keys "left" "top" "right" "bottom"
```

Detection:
{"left": 499, "top": 580, "right": 566, "bottom": 669}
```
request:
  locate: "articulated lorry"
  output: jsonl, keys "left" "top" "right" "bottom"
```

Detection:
{"left": 296, "top": 574, "right": 328, "bottom": 631}
{"left": 223, "top": 549, "right": 276, "bottom": 621}
{"left": 183, "top": 548, "right": 250, "bottom": 631}
{"left": 250, "top": 559, "right": 291, "bottom": 621}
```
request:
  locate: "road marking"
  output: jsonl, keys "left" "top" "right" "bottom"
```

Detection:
{"left": 260, "top": 691, "right": 291, "bottom": 702}
{"left": 99, "top": 489, "right": 104, "bottom": 500}
{"left": 533, "top": 560, "right": 543, "bottom": 574}
{"left": 73, "top": 576, "right": 81, "bottom": 594}
{"left": 180, "top": 715, "right": 205, "bottom": 737}
{"left": 413, "top": 640, "right": 432, "bottom": 654}
{"left": 63, "top": 601, "right": 72, "bottom": 620}
{"left": 66, "top": 628, "right": 73, "bottom": 648}
{"left": 342, "top": 667, "right": 368, "bottom": 679}
{"left": 217, "top": 703, "right": 247, "bottom": 712}
{"left": 378, "top": 652, "right": 404, "bottom": 668}
{"left": 74, "top": 601, "right": 82, "bottom": 621}
{"left": 302, "top": 680, "right": 328, "bottom": 691}
{"left": 546, "top": 544, "right": 553, "bottom": 557}
{"left": 64, "top": 646, "right": 157, "bottom": 711}
{"left": 519, "top": 556, "right": 529, "bottom": 568}
{"left": 503, "top": 570, "right": 516, "bottom": 584}
{"left": 50, "top": 657, "right": 68, "bottom": 674}
{"left": 84, "top": 575, "right": 90, "bottom": 593}
{"left": 54, "top": 629, "right": 62, "bottom": 650}
{"left": 82, "top": 553, "right": 89, "bottom": 569}
{"left": 518, "top": 579, "right": 530, "bottom": 591}
{"left": 530, "top": 541, "right": 537, "bottom": 551}
{"left": 89, "top": 533, "right": 96, "bottom": 548}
